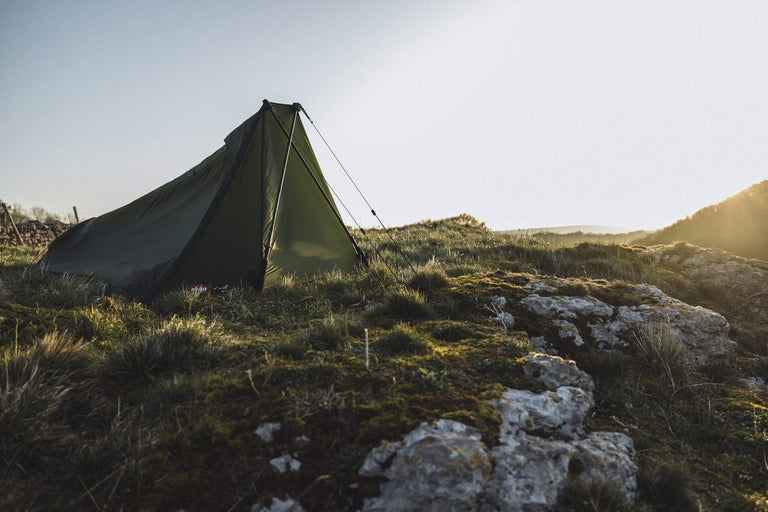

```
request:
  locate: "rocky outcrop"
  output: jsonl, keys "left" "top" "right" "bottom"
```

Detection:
{"left": 642, "top": 243, "right": 768, "bottom": 325}
{"left": 518, "top": 279, "right": 735, "bottom": 368}
{"left": 359, "top": 354, "right": 637, "bottom": 512}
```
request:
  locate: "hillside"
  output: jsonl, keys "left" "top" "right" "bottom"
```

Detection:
{"left": 640, "top": 180, "right": 768, "bottom": 259}
{"left": 1, "top": 215, "right": 767, "bottom": 511}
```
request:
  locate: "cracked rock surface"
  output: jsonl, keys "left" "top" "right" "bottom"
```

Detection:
{"left": 358, "top": 354, "right": 637, "bottom": 512}
{"left": 518, "top": 278, "right": 735, "bottom": 368}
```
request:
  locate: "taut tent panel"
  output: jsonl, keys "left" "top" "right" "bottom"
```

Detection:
{"left": 43, "top": 101, "right": 365, "bottom": 299}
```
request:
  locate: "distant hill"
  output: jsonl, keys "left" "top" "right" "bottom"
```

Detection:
{"left": 502, "top": 225, "right": 637, "bottom": 235}
{"left": 500, "top": 225, "right": 649, "bottom": 245}
{"left": 640, "top": 180, "right": 768, "bottom": 259}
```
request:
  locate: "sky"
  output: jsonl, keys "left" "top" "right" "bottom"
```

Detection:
{"left": 2, "top": 0, "right": 766, "bottom": 231}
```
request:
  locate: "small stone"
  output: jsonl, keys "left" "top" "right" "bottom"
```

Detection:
{"left": 270, "top": 454, "right": 301, "bottom": 473}
{"left": 491, "top": 295, "right": 507, "bottom": 307}
{"left": 495, "top": 311, "right": 515, "bottom": 329}
{"left": 254, "top": 422, "right": 281, "bottom": 442}
{"left": 251, "top": 497, "right": 305, "bottom": 512}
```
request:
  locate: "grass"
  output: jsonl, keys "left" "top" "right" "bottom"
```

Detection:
{"left": 102, "top": 316, "right": 225, "bottom": 386}
{"left": 631, "top": 321, "right": 693, "bottom": 393}
{"left": 556, "top": 477, "right": 634, "bottom": 512}
{"left": 375, "top": 322, "right": 433, "bottom": 356}
{"left": 1, "top": 215, "right": 767, "bottom": 511}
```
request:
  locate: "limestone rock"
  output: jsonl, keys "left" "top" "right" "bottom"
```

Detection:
{"left": 494, "top": 311, "right": 515, "bottom": 329}
{"left": 632, "top": 284, "right": 734, "bottom": 367}
{"left": 360, "top": 419, "right": 491, "bottom": 512}
{"left": 479, "top": 433, "right": 573, "bottom": 512}
{"left": 520, "top": 277, "right": 735, "bottom": 368}
{"left": 360, "top": 387, "right": 637, "bottom": 512}
{"left": 529, "top": 336, "right": 555, "bottom": 354}
{"left": 521, "top": 353, "right": 594, "bottom": 391}
{"left": 479, "top": 431, "right": 637, "bottom": 511}
{"left": 571, "top": 432, "right": 638, "bottom": 501}
{"left": 490, "top": 295, "right": 507, "bottom": 308}
{"left": 642, "top": 244, "right": 768, "bottom": 325}
{"left": 494, "top": 386, "right": 593, "bottom": 441}
{"left": 520, "top": 294, "right": 613, "bottom": 320}
{"left": 553, "top": 319, "right": 584, "bottom": 347}
{"left": 522, "top": 280, "right": 558, "bottom": 294}
{"left": 254, "top": 422, "right": 281, "bottom": 442}
{"left": 270, "top": 454, "right": 301, "bottom": 473}
{"left": 251, "top": 497, "right": 304, "bottom": 512}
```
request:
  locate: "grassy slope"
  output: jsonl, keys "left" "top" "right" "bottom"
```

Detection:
{"left": 640, "top": 180, "right": 768, "bottom": 259}
{"left": 0, "top": 215, "right": 766, "bottom": 511}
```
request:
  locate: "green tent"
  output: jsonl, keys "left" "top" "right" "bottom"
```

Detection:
{"left": 43, "top": 101, "right": 366, "bottom": 300}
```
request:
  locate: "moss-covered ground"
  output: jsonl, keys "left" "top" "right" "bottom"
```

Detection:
{"left": 1, "top": 215, "right": 766, "bottom": 511}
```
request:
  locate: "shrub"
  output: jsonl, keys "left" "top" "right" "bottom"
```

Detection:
{"left": 375, "top": 323, "right": 433, "bottom": 356}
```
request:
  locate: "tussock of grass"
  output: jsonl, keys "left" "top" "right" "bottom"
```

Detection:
{"left": 0, "top": 366, "right": 73, "bottom": 472}
{"left": 273, "top": 339, "right": 309, "bottom": 361}
{"left": 2, "top": 256, "right": 108, "bottom": 308}
{"left": 407, "top": 262, "right": 450, "bottom": 294}
{"left": 375, "top": 323, "right": 433, "bottom": 356}
{"left": 432, "top": 321, "right": 477, "bottom": 342}
{"left": 636, "top": 460, "right": 697, "bottom": 512}
{"left": 2, "top": 331, "right": 91, "bottom": 385}
{"left": 355, "top": 260, "right": 398, "bottom": 296}
{"left": 374, "top": 288, "right": 432, "bottom": 320}
{"left": 578, "top": 350, "right": 632, "bottom": 392}
{"left": 102, "top": 316, "right": 224, "bottom": 385}
{"left": 556, "top": 476, "right": 633, "bottom": 512}
{"left": 631, "top": 321, "right": 693, "bottom": 391}
{"left": 298, "top": 313, "right": 350, "bottom": 351}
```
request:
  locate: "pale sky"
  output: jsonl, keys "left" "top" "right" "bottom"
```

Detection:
{"left": 2, "top": 0, "right": 766, "bottom": 231}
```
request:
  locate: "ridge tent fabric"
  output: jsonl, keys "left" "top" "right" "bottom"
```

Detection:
{"left": 43, "top": 101, "right": 365, "bottom": 300}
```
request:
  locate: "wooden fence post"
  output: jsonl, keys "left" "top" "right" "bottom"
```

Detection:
{"left": 73, "top": 206, "right": 80, "bottom": 224}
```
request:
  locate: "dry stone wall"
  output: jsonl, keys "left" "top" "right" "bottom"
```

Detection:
{"left": 0, "top": 221, "right": 70, "bottom": 247}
